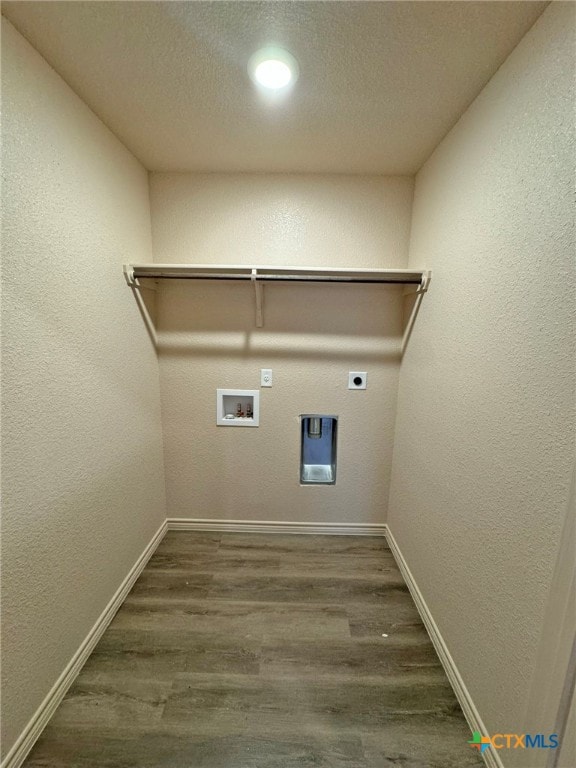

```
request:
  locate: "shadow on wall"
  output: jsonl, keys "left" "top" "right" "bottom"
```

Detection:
{"left": 134, "top": 280, "right": 411, "bottom": 361}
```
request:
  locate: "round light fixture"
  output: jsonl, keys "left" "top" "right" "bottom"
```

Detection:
{"left": 248, "top": 47, "right": 299, "bottom": 91}
{"left": 255, "top": 59, "right": 292, "bottom": 89}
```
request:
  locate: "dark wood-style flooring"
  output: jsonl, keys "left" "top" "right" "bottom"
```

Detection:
{"left": 24, "top": 532, "right": 484, "bottom": 767}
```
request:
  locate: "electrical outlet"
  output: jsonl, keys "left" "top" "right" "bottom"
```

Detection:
{"left": 348, "top": 371, "right": 367, "bottom": 390}
{"left": 261, "top": 369, "right": 273, "bottom": 387}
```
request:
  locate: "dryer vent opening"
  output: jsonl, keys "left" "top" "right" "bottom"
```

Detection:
{"left": 300, "top": 416, "right": 338, "bottom": 485}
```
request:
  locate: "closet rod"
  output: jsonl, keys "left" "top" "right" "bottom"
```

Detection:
{"left": 132, "top": 274, "right": 422, "bottom": 284}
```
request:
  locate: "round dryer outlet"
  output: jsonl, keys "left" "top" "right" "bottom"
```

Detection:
{"left": 348, "top": 372, "right": 367, "bottom": 390}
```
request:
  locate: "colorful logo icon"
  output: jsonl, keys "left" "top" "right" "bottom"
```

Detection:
{"left": 469, "top": 732, "right": 492, "bottom": 753}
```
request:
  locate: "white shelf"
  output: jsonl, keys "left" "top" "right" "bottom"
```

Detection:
{"left": 124, "top": 263, "right": 429, "bottom": 286}
{"left": 123, "top": 263, "right": 431, "bottom": 330}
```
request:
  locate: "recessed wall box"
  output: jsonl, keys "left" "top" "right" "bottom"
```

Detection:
{"left": 217, "top": 389, "right": 259, "bottom": 427}
{"left": 300, "top": 415, "right": 338, "bottom": 484}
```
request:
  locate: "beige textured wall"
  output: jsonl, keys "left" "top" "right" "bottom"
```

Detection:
{"left": 0, "top": 19, "right": 166, "bottom": 758}
{"left": 150, "top": 174, "right": 413, "bottom": 523}
{"left": 387, "top": 4, "right": 575, "bottom": 764}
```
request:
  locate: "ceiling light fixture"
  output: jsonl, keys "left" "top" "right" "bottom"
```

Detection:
{"left": 248, "top": 47, "right": 299, "bottom": 91}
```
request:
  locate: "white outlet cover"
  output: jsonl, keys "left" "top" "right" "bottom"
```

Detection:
{"left": 261, "top": 369, "right": 272, "bottom": 387}
{"left": 348, "top": 371, "right": 367, "bottom": 389}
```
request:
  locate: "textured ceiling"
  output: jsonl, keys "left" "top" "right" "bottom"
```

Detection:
{"left": 2, "top": 1, "right": 548, "bottom": 174}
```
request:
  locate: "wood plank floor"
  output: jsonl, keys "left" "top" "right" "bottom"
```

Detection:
{"left": 24, "top": 532, "right": 484, "bottom": 767}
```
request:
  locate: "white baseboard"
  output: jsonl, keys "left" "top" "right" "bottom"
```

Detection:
{"left": 167, "top": 518, "right": 387, "bottom": 536}
{"left": 2, "top": 520, "right": 168, "bottom": 768}
{"left": 384, "top": 525, "right": 503, "bottom": 768}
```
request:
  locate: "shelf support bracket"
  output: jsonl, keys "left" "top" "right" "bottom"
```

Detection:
{"left": 401, "top": 270, "right": 431, "bottom": 355}
{"left": 123, "top": 264, "right": 136, "bottom": 286}
{"left": 251, "top": 269, "right": 264, "bottom": 328}
{"left": 417, "top": 270, "right": 431, "bottom": 294}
